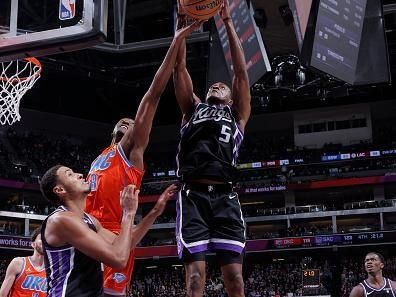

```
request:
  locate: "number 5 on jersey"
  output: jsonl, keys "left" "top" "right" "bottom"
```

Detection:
{"left": 219, "top": 125, "right": 231, "bottom": 143}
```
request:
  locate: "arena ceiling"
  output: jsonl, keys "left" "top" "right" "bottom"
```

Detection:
{"left": 15, "top": 0, "right": 396, "bottom": 125}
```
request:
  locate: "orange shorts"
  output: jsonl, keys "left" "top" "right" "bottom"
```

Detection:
{"left": 103, "top": 250, "right": 135, "bottom": 295}
{"left": 102, "top": 227, "right": 135, "bottom": 295}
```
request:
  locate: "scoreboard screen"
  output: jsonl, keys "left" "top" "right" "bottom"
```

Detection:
{"left": 303, "top": 269, "right": 320, "bottom": 288}
{"left": 212, "top": 0, "right": 271, "bottom": 87}
{"left": 310, "top": 0, "right": 367, "bottom": 84}
{"left": 270, "top": 231, "right": 396, "bottom": 250}
{"left": 295, "top": 0, "right": 390, "bottom": 85}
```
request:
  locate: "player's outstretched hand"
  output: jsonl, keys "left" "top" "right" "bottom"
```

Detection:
{"left": 219, "top": 0, "right": 231, "bottom": 21}
{"left": 153, "top": 184, "right": 178, "bottom": 216}
{"left": 177, "top": 0, "right": 186, "bottom": 17}
{"left": 175, "top": 20, "right": 205, "bottom": 39}
{"left": 120, "top": 184, "right": 139, "bottom": 216}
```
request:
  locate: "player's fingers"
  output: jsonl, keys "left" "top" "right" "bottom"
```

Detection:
{"left": 125, "top": 184, "right": 136, "bottom": 198}
{"left": 134, "top": 189, "right": 140, "bottom": 198}
{"left": 195, "top": 20, "right": 205, "bottom": 28}
{"left": 128, "top": 184, "right": 136, "bottom": 191}
{"left": 164, "top": 184, "right": 177, "bottom": 194}
{"left": 121, "top": 187, "right": 128, "bottom": 198}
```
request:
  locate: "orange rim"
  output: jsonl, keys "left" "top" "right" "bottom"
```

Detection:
{"left": 0, "top": 57, "right": 42, "bottom": 83}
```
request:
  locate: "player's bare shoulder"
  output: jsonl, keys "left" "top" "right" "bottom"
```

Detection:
{"left": 47, "top": 210, "right": 75, "bottom": 226}
{"left": 45, "top": 211, "right": 78, "bottom": 245}
{"left": 8, "top": 257, "right": 24, "bottom": 273}
{"left": 349, "top": 283, "right": 365, "bottom": 297}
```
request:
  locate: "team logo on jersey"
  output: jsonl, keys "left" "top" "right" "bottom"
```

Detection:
{"left": 192, "top": 106, "right": 232, "bottom": 124}
{"left": 113, "top": 273, "right": 126, "bottom": 283}
{"left": 89, "top": 149, "right": 116, "bottom": 173}
{"left": 21, "top": 275, "right": 47, "bottom": 292}
{"left": 59, "top": 0, "right": 76, "bottom": 20}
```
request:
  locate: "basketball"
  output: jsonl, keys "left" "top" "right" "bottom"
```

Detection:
{"left": 181, "top": 0, "right": 224, "bottom": 20}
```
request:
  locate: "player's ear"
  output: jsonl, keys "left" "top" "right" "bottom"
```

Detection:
{"left": 53, "top": 185, "right": 66, "bottom": 196}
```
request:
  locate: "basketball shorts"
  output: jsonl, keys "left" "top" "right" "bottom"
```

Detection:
{"left": 103, "top": 231, "right": 135, "bottom": 295}
{"left": 176, "top": 182, "right": 246, "bottom": 260}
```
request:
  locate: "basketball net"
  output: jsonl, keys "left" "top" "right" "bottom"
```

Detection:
{"left": 0, "top": 58, "right": 42, "bottom": 125}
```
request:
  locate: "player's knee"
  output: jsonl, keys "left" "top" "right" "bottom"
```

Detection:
{"left": 225, "top": 272, "right": 244, "bottom": 296}
{"left": 187, "top": 271, "right": 205, "bottom": 293}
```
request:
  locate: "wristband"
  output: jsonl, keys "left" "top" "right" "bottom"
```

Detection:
{"left": 222, "top": 17, "right": 231, "bottom": 22}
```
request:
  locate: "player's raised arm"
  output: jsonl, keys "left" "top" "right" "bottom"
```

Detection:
{"left": 173, "top": 4, "right": 201, "bottom": 124}
{"left": 0, "top": 258, "right": 23, "bottom": 297}
{"left": 119, "top": 21, "right": 203, "bottom": 171}
{"left": 221, "top": 0, "right": 251, "bottom": 131}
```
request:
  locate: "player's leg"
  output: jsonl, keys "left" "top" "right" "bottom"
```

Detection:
{"left": 212, "top": 188, "right": 246, "bottom": 297}
{"left": 183, "top": 251, "right": 206, "bottom": 297}
{"left": 176, "top": 184, "right": 211, "bottom": 297}
{"left": 219, "top": 251, "right": 245, "bottom": 297}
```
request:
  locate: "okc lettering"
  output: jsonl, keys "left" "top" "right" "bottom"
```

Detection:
{"left": 192, "top": 106, "right": 232, "bottom": 124}
{"left": 195, "top": 0, "right": 222, "bottom": 11}
{"left": 21, "top": 275, "right": 47, "bottom": 292}
{"left": 89, "top": 150, "right": 116, "bottom": 172}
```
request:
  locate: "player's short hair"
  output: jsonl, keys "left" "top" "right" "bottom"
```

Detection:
{"left": 40, "top": 165, "right": 63, "bottom": 204}
{"left": 366, "top": 252, "right": 385, "bottom": 264}
{"left": 31, "top": 226, "right": 41, "bottom": 242}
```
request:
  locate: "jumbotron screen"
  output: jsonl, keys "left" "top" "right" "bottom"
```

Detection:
{"left": 210, "top": 0, "right": 271, "bottom": 87}
{"left": 291, "top": 0, "right": 390, "bottom": 85}
{"left": 310, "top": 0, "right": 367, "bottom": 84}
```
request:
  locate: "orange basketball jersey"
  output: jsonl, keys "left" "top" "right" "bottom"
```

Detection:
{"left": 85, "top": 143, "right": 144, "bottom": 230}
{"left": 9, "top": 257, "right": 47, "bottom": 297}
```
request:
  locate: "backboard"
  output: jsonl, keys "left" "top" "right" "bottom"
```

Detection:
{"left": 0, "top": 0, "right": 107, "bottom": 62}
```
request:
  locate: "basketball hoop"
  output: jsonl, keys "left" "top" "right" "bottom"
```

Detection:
{"left": 0, "top": 57, "right": 42, "bottom": 125}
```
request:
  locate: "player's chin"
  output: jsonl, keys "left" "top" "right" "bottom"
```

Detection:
{"left": 36, "top": 247, "right": 44, "bottom": 255}
{"left": 83, "top": 184, "right": 91, "bottom": 193}
{"left": 207, "top": 96, "right": 226, "bottom": 105}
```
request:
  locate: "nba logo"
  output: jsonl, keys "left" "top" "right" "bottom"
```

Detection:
{"left": 59, "top": 0, "right": 76, "bottom": 20}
